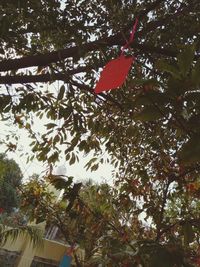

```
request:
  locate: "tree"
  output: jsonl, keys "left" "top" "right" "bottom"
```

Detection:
{"left": 0, "top": 153, "right": 22, "bottom": 213}
{"left": 0, "top": 1, "right": 199, "bottom": 167}
{"left": 20, "top": 174, "right": 200, "bottom": 267}
{"left": 0, "top": 223, "right": 43, "bottom": 248}
{"left": 20, "top": 176, "right": 144, "bottom": 266}
{"left": 0, "top": 0, "right": 200, "bottom": 266}
{"left": 0, "top": 155, "right": 42, "bottom": 251}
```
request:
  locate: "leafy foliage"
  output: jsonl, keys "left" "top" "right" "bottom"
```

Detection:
{"left": 19, "top": 175, "right": 200, "bottom": 266}
{"left": 0, "top": 154, "right": 22, "bottom": 213}
{"left": 0, "top": 223, "right": 43, "bottom": 248}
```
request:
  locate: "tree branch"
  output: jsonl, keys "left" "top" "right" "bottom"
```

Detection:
{"left": 0, "top": 63, "right": 103, "bottom": 84}
{"left": 0, "top": 40, "right": 179, "bottom": 73}
{"left": 0, "top": 73, "right": 66, "bottom": 84}
{"left": 156, "top": 217, "right": 200, "bottom": 240}
{"left": 156, "top": 179, "right": 171, "bottom": 241}
{"left": 0, "top": 72, "right": 124, "bottom": 110}
{"left": 70, "top": 79, "right": 124, "bottom": 110}
{"left": 0, "top": 0, "right": 175, "bottom": 73}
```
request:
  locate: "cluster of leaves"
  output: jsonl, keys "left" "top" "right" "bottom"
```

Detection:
{"left": 0, "top": 222, "right": 43, "bottom": 249}
{"left": 18, "top": 174, "right": 200, "bottom": 267}
{"left": 0, "top": 157, "right": 43, "bottom": 249}
{"left": 0, "top": 153, "right": 22, "bottom": 213}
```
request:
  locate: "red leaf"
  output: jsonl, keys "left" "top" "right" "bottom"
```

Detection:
{"left": 94, "top": 55, "right": 134, "bottom": 94}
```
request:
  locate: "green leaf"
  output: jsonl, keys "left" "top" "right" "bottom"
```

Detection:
{"left": 134, "top": 91, "right": 170, "bottom": 108}
{"left": 156, "top": 59, "right": 180, "bottom": 79}
{"left": 57, "top": 85, "right": 65, "bottom": 100}
{"left": 126, "top": 125, "right": 138, "bottom": 137}
{"left": 78, "top": 140, "right": 87, "bottom": 151}
{"left": 69, "top": 152, "right": 76, "bottom": 165}
{"left": 65, "top": 153, "right": 70, "bottom": 161}
{"left": 91, "top": 163, "right": 99, "bottom": 172}
{"left": 50, "top": 175, "right": 73, "bottom": 190}
{"left": 191, "top": 59, "right": 200, "bottom": 86}
{"left": 184, "top": 91, "right": 200, "bottom": 104}
{"left": 53, "top": 134, "right": 60, "bottom": 145}
{"left": 133, "top": 78, "right": 160, "bottom": 88}
{"left": 36, "top": 216, "right": 46, "bottom": 224}
{"left": 187, "top": 114, "right": 200, "bottom": 132}
{"left": 134, "top": 106, "right": 164, "bottom": 122}
{"left": 45, "top": 123, "right": 57, "bottom": 129}
{"left": 138, "top": 169, "right": 149, "bottom": 182}
{"left": 167, "top": 76, "right": 184, "bottom": 97}
{"left": 183, "top": 221, "right": 195, "bottom": 246}
{"left": 85, "top": 157, "right": 98, "bottom": 171}
{"left": 150, "top": 248, "right": 174, "bottom": 267}
{"left": 178, "top": 135, "right": 200, "bottom": 165}
{"left": 177, "top": 46, "right": 195, "bottom": 76}
{"left": 134, "top": 95, "right": 151, "bottom": 107}
{"left": 149, "top": 91, "right": 170, "bottom": 105}
{"left": 48, "top": 151, "right": 59, "bottom": 163}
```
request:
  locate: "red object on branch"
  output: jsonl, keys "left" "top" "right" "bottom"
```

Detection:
{"left": 0, "top": 207, "right": 4, "bottom": 213}
{"left": 94, "top": 55, "right": 134, "bottom": 93}
{"left": 94, "top": 18, "right": 138, "bottom": 94}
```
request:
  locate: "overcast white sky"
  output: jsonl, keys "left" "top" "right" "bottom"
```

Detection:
{"left": 0, "top": 116, "right": 114, "bottom": 185}
{"left": 0, "top": 77, "right": 114, "bottom": 184}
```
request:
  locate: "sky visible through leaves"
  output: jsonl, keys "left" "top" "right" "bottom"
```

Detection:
{"left": 0, "top": 82, "right": 113, "bottom": 183}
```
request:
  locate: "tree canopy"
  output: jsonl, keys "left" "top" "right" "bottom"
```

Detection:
{"left": 0, "top": 153, "right": 22, "bottom": 213}
{"left": 0, "top": 155, "right": 42, "bottom": 251}
{"left": 20, "top": 174, "right": 200, "bottom": 266}
{"left": 0, "top": 0, "right": 200, "bottom": 266}
{"left": 0, "top": 0, "right": 199, "bottom": 167}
